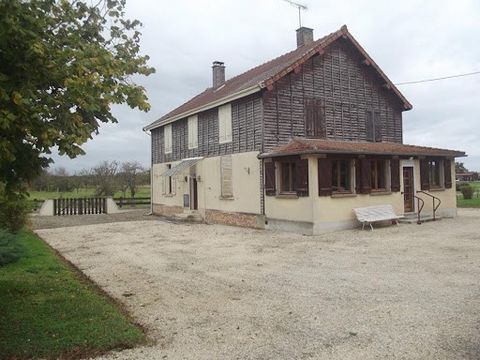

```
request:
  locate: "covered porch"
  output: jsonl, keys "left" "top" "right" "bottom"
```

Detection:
{"left": 259, "top": 138, "right": 466, "bottom": 234}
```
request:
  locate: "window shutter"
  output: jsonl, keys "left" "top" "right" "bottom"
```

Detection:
{"left": 444, "top": 159, "right": 452, "bottom": 188}
{"left": 374, "top": 111, "right": 382, "bottom": 142}
{"left": 390, "top": 159, "right": 400, "bottom": 192}
{"left": 355, "top": 159, "right": 361, "bottom": 193}
{"left": 358, "top": 158, "right": 372, "bottom": 194}
{"left": 420, "top": 159, "right": 430, "bottom": 190}
{"left": 264, "top": 161, "right": 276, "bottom": 196}
{"left": 318, "top": 158, "right": 332, "bottom": 196}
{"left": 366, "top": 111, "right": 374, "bottom": 142}
{"left": 314, "top": 100, "right": 326, "bottom": 138}
{"left": 221, "top": 155, "right": 233, "bottom": 197}
{"left": 305, "top": 100, "right": 314, "bottom": 137}
{"left": 294, "top": 158, "right": 309, "bottom": 196}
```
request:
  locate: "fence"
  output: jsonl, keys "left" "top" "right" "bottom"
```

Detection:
{"left": 53, "top": 197, "right": 106, "bottom": 216}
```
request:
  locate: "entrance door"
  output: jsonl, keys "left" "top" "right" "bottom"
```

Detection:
{"left": 190, "top": 177, "right": 198, "bottom": 210}
{"left": 403, "top": 167, "right": 414, "bottom": 213}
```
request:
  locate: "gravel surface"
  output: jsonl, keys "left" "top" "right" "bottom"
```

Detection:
{"left": 36, "top": 209, "right": 480, "bottom": 360}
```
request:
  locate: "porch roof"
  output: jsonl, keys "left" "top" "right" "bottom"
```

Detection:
{"left": 160, "top": 157, "right": 202, "bottom": 177}
{"left": 258, "top": 138, "right": 466, "bottom": 159}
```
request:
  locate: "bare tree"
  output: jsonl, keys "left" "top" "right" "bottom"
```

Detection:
{"left": 92, "top": 161, "right": 118, "bottom": 196}
{"left": 118, "top": 161, "right": 144, "bottom": 198}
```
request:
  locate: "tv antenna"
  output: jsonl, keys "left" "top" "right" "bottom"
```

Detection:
{"left": 282, "top": 0, "right": 308, "bottom": 27}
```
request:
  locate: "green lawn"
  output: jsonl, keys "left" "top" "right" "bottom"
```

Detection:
{"left": 457, "top": 181, "right": 480, "bottom": 208}
{"left": 0, "top": 230, "right": 145, "bottom": 359}
{"left": 27, "top": 185, "right": 150, "bottom": 200}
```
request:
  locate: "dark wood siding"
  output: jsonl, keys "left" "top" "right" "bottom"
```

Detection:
{"left": 262, "top": 39, "right": 404, "bottom": 151}
{"left": 152, "top": 93, "right": 263, "bottom": 163}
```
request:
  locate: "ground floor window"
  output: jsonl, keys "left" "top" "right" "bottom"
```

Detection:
{"left": 332, "top": 159, "right": 351, "bottom": 193}
{"left": 371, "top": 159, "right": 387, "bottom": 191}
{"left": 428, "top": 159, "right": 442, "bottom": 188}
{"left": 163, "top": 164, "right": 175, "bottom": 195}
{"left": 280, "top": 161, "right": 296, "bottom": 193}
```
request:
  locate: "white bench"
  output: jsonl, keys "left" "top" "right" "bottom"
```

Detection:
{"left": 353, "top": 205, "right": 404, "bottom": 230}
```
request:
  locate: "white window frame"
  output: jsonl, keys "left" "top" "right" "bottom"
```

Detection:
{"left": 164, "top": 124, "right": 172, "bottom": 154}
{"left": 218, "top": 104, "right": 232, "bottom": 144}
{"left": 187, "top": 115, "right": 198, "bottom": 149}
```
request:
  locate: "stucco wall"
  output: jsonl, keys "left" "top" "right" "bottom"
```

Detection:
{"left": 152, "top": 152, "right": 262, "bottom": 218}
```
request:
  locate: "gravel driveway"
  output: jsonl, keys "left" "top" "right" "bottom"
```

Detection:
{"left": 36, "top": 209, "right": 480, "bottom": 360}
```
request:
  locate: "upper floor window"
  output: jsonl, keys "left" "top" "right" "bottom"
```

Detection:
{"left": 305, "top": 98, "right": 325, "bottom": 138}
{"left": 218, "top": 104, "right": 232, "bottom": 143}
{"left": 332, "top": 159, "right": 352, "bottom": 193}
{"left": 366, "top": 110, "right": 382, "bottom": 142}
{"left": 187, "top": 115, "right": 198, "bottom": 149}
{"left": 164, "top": 124, "right": 172, "bottom": 154}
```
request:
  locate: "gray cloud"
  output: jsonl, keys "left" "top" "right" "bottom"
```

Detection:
{"left": 51, "top": 0, "right": 480, "bottom": 172}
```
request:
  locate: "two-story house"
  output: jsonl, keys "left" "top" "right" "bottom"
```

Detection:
{"left": 144, "top": 25, "right": 465, "bottom": 234}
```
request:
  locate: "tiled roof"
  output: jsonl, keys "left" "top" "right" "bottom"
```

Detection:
{"left": 145, "top": 25, "right": 412, "bottom": 131}
{"left": 258, "top": 138, "right": 466, "bottom": 158}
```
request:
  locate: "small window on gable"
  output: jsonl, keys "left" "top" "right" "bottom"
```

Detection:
{"left": 332, "top": 159, "right": 352, "bottom": 193}
{"left": 187, "top": 115, "right": 198, "bottom": 149}
{"left": 366, "top": 110, "right": 382, "bottom": 142}
{"left": 164, "top": 124, "right": 172, "bottom": 154}
{"left": 220, "top": 155, "right": 233, "bottom": 198}
{"left": 218, "top": 104, "right": 232, "bottom": 144}
{"left": 305, "top": 98, "right": 326, "bottom": 138}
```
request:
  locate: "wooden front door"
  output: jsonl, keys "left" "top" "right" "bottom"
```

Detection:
{"left": 403, "top": 167, "right": 414, "bottom": 213}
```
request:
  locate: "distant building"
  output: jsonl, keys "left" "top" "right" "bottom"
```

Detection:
{"left": 456, "top": 172, "right": 479, "bottom": 182}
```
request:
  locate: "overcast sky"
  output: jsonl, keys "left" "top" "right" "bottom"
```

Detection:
{"left": 51, "top": 0, "right": 480, "bottom": 172}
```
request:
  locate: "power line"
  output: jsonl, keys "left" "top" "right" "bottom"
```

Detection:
{"left": 395, "top": 71, "right": 480, "bottom": 85}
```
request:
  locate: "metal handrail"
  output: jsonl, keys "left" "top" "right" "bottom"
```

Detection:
{"left": 417, "top": 191, "right": 441, "bottom": 221}
{"left": 402, "top": 192, "right": 425, "bottom": 224}
{"left": 413, "top": 195, "right": 425, "bottom": 224}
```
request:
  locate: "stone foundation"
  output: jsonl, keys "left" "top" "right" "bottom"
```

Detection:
{"left": 205, "top": 209, "right": 265, "bottom": 229}
{"left": 152, "top": 203, "right": 184, "bottom": 217}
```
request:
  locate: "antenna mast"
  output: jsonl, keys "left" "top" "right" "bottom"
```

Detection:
{"left": 282, "top": 0, "right": 308, "bottom": 27}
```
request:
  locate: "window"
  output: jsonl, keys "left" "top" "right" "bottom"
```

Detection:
{"left": 218, "top": 104, "right": 232, "bottom": 143}
{"left": 305, "top": 98, "right": 326, "bottom": 138}
{"left": 163, "top": 164, "right": 175, "bottom": 195}
{"left": 366, "top": 110, "right": 382, "bottom": 142}
{"left": 280, "top": 161, "right": 296, "bottom": 193}
{"left": 428, "top": 159, "right": 442, "bottom": 188}
{"left": 220, "top": 155, "right": 233, "bottom": 198}
{"left": 187, "top": 115, "right": 198, "bottom": 149}
{"left": 332, "top": 160, "right": 351, "bottom": 193}
{"left": 371, "top": 159, "right": 387, "bottom": 191}
{"left": 164, "top": 124, "right": 172, "bottom": 154}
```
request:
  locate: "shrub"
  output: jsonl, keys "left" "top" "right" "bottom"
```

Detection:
{"left": 0, "top": 193, "right": 30, "bottom": 233}
{"left": 460, "top": 184, "right": 474, "bottom": 200}
{"left": 0, "top": 229, "right": 23, "bottom": 266}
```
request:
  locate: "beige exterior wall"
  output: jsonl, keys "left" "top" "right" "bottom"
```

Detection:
{"left": 152, "top": 152, "right": 263, "bottom": 225}
{"left": 265, "top": 156, "right": 458, "bottom": 234}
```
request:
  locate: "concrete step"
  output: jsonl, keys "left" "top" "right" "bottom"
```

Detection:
{"left": 399, "top": 214, "right": 442, "bottom": 224}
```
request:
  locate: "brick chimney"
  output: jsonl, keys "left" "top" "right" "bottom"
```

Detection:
{"left": 296, "top": 27, "right": 314, "bottom": 48}
{"left": 212, "top": 61, "right": 225, "bottom": 89}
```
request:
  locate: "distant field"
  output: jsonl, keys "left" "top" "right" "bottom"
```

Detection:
{"left": 28, "top": 185, "right": 150, "bottom": 200}
{"left": 457, "top": 181, "right": 480, "bottom": 208}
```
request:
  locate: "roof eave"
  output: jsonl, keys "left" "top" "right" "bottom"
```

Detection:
{"left": 143, "top": 84, "right": 262, "bottom": 132}
{"left": 258, "top": 149, "right": 466, "bottom": 159}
